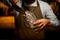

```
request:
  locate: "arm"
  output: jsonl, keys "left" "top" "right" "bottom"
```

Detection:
{"left": 33, "top": 1, "right": 59, "bottom": 32}
{"left": 44, "top": 2, "right": 59, "bottom": 26}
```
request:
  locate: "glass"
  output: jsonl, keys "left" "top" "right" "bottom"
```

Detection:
{"left": 25, "top": 11, "right": 37, "bottom": 28}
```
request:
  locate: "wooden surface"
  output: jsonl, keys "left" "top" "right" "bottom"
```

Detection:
{"left": 0, "top": 16, "right": 15, "bottom": 29}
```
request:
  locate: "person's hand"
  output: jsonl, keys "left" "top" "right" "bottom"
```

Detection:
{"left": 33, "top": 19, "right": 50, "bottom": 32}
{"left": 12, "top": 0, "right": 19, "bottom": 4}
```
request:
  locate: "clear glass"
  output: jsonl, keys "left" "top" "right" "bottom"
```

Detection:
{"left": 25, "top": 11, "right": 37, "bottom": 28}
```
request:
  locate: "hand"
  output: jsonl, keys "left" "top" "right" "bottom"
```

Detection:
{"left": 12, "top": 0, "right": 19, "bottom": 4}
{"left": 33, "top": 19, "right": 50, "bottom": 32}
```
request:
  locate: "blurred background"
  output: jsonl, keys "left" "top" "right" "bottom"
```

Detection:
{"left": 0, "top": 0, "right": 15, "bottom": 39}
{"left": 0, "top": 0, "right": 60, "bottom": 40}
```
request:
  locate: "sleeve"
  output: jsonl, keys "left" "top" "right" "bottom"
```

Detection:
{"left": 44, "top": 3, "right": 59, "bottom": 26}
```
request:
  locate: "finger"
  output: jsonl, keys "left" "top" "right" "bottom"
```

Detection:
{"left": 40, "top": 24, "right": 45, "bottom": 29}
{"left": 33, "top": 20, "right": 41, "bottom": 25}
{"left": 34, "top": 28, "right": 38, "bottom": 32}
{"left": 37, "top": 23, "right": 43, "bottom": 27}
{"left": 34, "top": 28, "right": 43, "bottom": 33}
{"left": 34, "top": 24, "right": 46, "bottom": 33}
{"left": 33, "top": 23, "right": 43, "bottom": 29}
{"left": 32, "top": 25, "right": 39, "bottom": 29}
{"left": 33, "top": 28, "right": 40, "bottom": 33}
